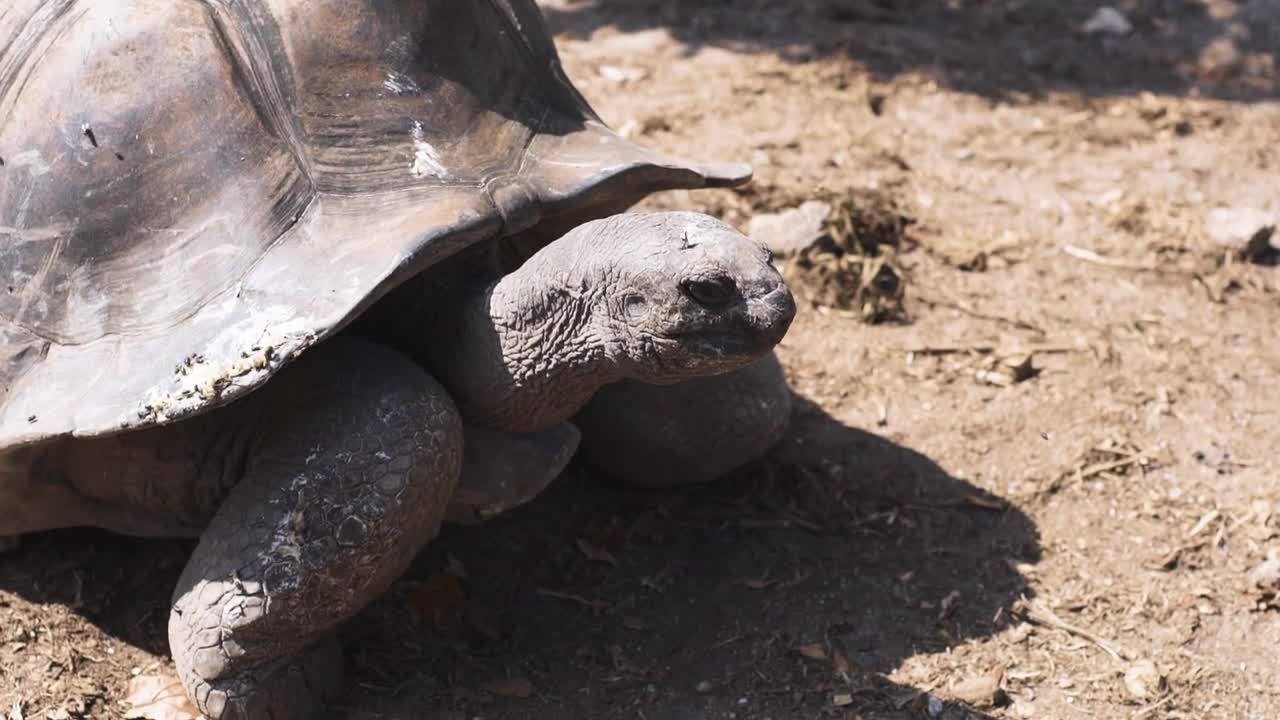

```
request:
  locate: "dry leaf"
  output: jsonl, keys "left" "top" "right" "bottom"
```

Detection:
{"left": 938, "top": 590, "right": 961, "bottom": 619}
{"left": 831, "top": 650, "right": 851, "bottom": 676}
{"left": 123, "top": 673, "right": 201, "bottom": 720}
{"left": 832, "top": 693, "right": 854, "bottom": 707}
{"left": 975, "top": 352, "right": 1037, "bottom": 387}
{"left": 796, "top": 643, "right": 828, "bottom": 661}
{"left": 481, "top": 677, "right": 534, "bottom": 698}
{"left": 408, "top": 572, "right": 466, "bottom": 624}
{"left": 575, "top": 537, "right": 618, "bottom": 566}
{"left": 741, "top": 577, "right": 774, "bottom": 590}
{"left": 946, "top": 664, "right": 1007, "bottom": 708}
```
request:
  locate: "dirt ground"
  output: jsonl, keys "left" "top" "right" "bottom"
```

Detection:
{"left": 3, "top": 1, "right": 1279, "bottom": 718}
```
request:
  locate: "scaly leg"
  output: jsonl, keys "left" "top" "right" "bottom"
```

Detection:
{"left": 167, "top": 339, "right": 463, "bottom": 719}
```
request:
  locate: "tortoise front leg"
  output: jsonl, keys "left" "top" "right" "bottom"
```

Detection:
{"left": 167, "top": 339, "right": 462, "bottom": 720}
{"left": 445, "top": 422, "right": 580, "bottom": 525}
{"left": 574, "top": 352, "right": 791, "bottom": 488}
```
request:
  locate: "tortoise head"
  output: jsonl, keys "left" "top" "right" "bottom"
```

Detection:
{"left": 582, "top": 212, "right": 797, "bottom": 382}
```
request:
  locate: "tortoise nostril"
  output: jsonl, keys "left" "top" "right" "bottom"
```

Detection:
{"left": 682, "top": 275, "right": 739, "bottom": 306}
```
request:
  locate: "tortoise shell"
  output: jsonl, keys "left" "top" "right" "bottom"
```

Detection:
{"left": 0, "top": 0, "right": 748, "bottom": 448}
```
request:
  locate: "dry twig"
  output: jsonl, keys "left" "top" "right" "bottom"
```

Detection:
{"left": 535, "top": 588, "right": 609, "bottom": 611}
{"left": 1061, "top": 244, "right": 1158, "bottom": 270}
{"left": 913, "top": 291, "right": 1044, "bottom": 333}
{"left": 1077, "top": 453, "right": 1154, "bottom": 480}
{"left": 900, "top": 343, "right": 1080, "bottom": 356}
{"left": 1061, "top": 244, "right": 1198, "bottom": 275}
{"left": 1011, "top": 596, "right": 1132, "bottom": 662}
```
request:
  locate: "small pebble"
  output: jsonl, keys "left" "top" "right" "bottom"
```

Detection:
{"left": 1248, "top": 558, "right": 1280, "bottom": 593}
{"left": 747, "top": 201, "right": 831, "bottom": 258}
{"left": 696, "top": 680, "right": 713, "bottom": 693}
{"left": 1123, "top": 658, "right": 1167, "bottom": 700}
{"left": 1083, "top": 6, "right": 1133, "bottom": 35}
{"left": 1206, "top": 207, "right": 1277, "bottom": 249}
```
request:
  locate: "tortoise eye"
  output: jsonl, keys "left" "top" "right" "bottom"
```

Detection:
{"left": 623, "top": 293, "right": 648, "bottom": 319}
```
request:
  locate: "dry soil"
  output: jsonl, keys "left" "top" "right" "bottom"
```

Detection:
{"left": 3, "top": 1, "right": 1279, "bottom": 719}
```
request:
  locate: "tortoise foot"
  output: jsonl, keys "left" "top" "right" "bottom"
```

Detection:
{"left": 575, "top": 352, "right": 791, "bottom": 488}
{"left": 0, "top": 535, "right": 19, "bottom": 555}
{"left": 446, "top": 422, "right": 580, "bottom": 525}
{"left": 183, "top": 637, "right": 343, "bottom": 720}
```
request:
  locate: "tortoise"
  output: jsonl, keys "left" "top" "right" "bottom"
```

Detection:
{"left": 0, "top": 1, "right": 797, "bottom": 717}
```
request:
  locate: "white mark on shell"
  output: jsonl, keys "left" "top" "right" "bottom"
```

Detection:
{"left": 410, "top": 121, "right": 448, "bottom": 179}
{"left": 8, "top": 150, "right": 49, "bottom": 176}
{"left": 383, "top": 71, "right": 421, "bottom": 96}
{"left": 681, "top": 223, "right": 703, "bottom": 248}
{"left": 135, "top": 325, "right": 317, "bottom": 425}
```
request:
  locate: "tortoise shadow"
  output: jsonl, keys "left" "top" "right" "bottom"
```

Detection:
{"left": 540, "top": 0, "right": 1280, "bottom": 103}
{"left": 0, "top": 389, "right": 1038, "bottom": 718}
{"left": 340, "top": 390, "right": 1041, "bottom": 719}
{"left": 0, "top": 531, "right": 187, "bottom": 658}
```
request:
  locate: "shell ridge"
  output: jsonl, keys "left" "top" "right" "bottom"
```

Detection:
{"left": 198, "top": 0, "right": 315, "bottom": 191}
{"left": 0, "top": 0, "right": 82, "bottom": 128}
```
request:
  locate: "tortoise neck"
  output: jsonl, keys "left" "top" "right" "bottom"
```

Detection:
{"left": 430, "top": 235, "right": 620, "bottom": 432}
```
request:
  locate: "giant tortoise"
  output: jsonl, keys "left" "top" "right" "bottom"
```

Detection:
{"left": 0, "top": 1, "right": 796, "bottom": 717}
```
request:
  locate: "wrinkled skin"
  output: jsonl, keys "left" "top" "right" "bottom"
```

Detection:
{"left": 425, "top": 211, "right": 795, "bottom": 432}
{"left": 575, "top": 351, "right": 793, "bottom": 488}
{"left": 367, "top": 209, "right": 798, "bottom": 505}
{"left": 0, "top": 211, "right": 794, "bottom": 719}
